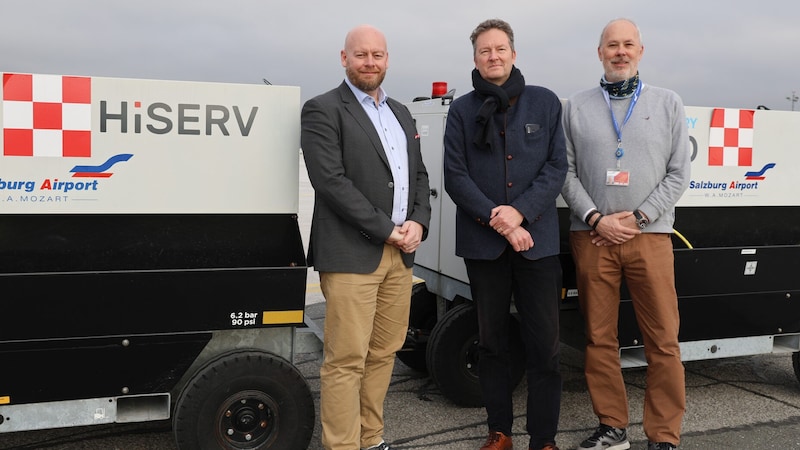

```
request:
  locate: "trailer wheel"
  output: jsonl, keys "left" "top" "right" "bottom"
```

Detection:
{"left": 173, "top": 349, "right": 314, "bottom": 450}
{"left": 426, "top": 303, "right": 525, "bottom": 407}
{"left": 793, "top": 352, "right": 800, "bottom": 385}
{"left": 396, "top": 282, "right": 437, "bottom": 372}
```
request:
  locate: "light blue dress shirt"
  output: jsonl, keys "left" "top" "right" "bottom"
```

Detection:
{"left": 345, "top": 78, "right": 409, "bottom": 226}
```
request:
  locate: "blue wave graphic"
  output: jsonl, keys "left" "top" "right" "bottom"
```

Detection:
{"left": 744, "top": 163, "right": 775, "bottom": 178}
{"left": 70, "top": 154, "right": 133, "bottom": 173}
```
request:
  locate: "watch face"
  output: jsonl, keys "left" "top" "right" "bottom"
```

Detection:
{"left": 634, "top": 210, "right": 647, "bottom": 229}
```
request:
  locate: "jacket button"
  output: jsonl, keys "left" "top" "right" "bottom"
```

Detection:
{"left": 507, "top": 182, "right": 513, "bottom": 188}
{"left": 506, "top": 154, "right": 513, "bottom": 160}
{"left": 388, "top": 182, "right": 394, "bottom": 188}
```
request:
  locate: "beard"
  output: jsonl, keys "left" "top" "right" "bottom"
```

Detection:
{"left": 346, "top": 66, "right": 386, "bottom": 93}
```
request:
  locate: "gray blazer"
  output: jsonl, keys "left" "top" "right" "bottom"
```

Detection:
{"left": 301, "top": 82, "right": 431, "bottom": 273}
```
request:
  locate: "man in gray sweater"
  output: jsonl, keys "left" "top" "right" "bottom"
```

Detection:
{"left": 561, "top": 18, "right": 690, "bottom": 450}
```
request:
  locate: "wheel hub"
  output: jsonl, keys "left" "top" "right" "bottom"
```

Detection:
{"left": 218, "top": 390, "right": 277, "bottom": 448}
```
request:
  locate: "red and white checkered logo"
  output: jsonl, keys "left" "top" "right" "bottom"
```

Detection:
{"left": 708, "top": 108, "right": 754, "bottom": 166}
{"left": 2, "top": 73, "right": 91, "bottom": 157}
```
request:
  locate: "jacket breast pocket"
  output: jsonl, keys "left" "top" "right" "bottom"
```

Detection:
{"left": 524, "top": 123, "right": 545, "bottom": 143}
{"left": 525, "top": 123, "right": 541, "bottom": 134}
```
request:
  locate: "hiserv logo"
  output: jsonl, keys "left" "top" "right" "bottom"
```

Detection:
{"left": 99, "top": 101, "right": 258, "bottom": 136}
{"left": 2, "top": 73, "right": 260, "bottom": 160}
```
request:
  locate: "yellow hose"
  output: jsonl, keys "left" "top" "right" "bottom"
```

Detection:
{"left": 672, "top": 229, "right": 693, "bottom": 249}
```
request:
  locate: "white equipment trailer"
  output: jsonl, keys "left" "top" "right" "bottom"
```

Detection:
{"left": 402, "top": 87, "right": 800, "bottom": 407}
{"left": 0, "top": 72, "right": 314, "bottom": 449}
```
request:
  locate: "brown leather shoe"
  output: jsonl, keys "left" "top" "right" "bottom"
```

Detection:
{"left": 535, "top": 444, "right": 559, "bottom": 450}
{"left": 480, "top": 431, "right": 513, "bottom": 450}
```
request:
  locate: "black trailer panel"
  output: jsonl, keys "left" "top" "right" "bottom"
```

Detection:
{"left": 0, "top": 213, "right": 308, "bottom": 406}
{"left": 558, "top": 206, "right": 800, "bottom": 343}
{"left": 0, "top": 214, "right": 307, "bottom": 341}
{"left": 0, "top": 334, "right": 210, "bottom": 404}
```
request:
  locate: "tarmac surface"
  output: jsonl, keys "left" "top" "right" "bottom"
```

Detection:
{"left": 3, "top": 155, "right": 800, "bottom": 449}
{"left": 300, "top": 302, "right": 800, "bottom": 450}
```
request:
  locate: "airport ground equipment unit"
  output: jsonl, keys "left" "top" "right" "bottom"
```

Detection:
{"left": 0, "top": 72, "right": 314, "bottom": 449}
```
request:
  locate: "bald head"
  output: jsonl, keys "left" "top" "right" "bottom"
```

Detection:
{"left": 598, "top": 18, "right": 643, "bottom": 47}
{"left": 344, "top": 25, "right": 387, "bottom": 52}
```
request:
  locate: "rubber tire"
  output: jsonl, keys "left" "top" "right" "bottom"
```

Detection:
{"left": 793, "top": 352, "right": 800, "bottom": 386}
{"left": 396, "top": 282, "right": 437, "bottom": 372}
{"left": 426, "top": 303, "right": 525, "bottom": 407}
{"left": 173, "top": 349, "right": 314, "bottom": 450}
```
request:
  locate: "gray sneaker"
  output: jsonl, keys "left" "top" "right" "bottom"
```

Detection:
{"left": 647, "top": 443, "right": 676, "bottom": 450}
{"left": 577, "top": 424, "right": 630, "bottom": 450}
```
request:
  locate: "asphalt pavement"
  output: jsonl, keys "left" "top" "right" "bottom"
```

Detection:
{"left": 298, "top": 302, "right": 800, "bottom": 450}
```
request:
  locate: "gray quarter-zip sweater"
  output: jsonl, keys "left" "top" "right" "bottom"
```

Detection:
{"left": 561, "top": 83, "right": 691, "bottom": 233}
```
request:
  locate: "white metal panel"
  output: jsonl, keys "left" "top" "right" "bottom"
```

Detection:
{"left": 681, "top": 106, "right": 800, "bottom": 207}
{"left": 1, "top": 72, "right": 301, "bottom": 214}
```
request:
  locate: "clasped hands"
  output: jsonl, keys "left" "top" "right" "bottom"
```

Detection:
{"left": 490, "top": 205, "right": 533, "bottom": 253}
{"left": 386, "top": 220, "right": 424, "bottom": 254}
{"left": 590, "top": 211, "right": 641, "bottom": 246}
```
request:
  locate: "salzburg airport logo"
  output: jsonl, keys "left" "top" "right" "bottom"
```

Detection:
{"left": 688, "top": 108, "right": 775, "bottom": 197}
{"left": 2, "top": 73, "right": 92, "bottom": 157}
{"left": 744, "top": 163, "right": 775, "bottom": 181}
{"left": 708, "top": 108, "right": 753, "bottom": 166}
{"left": 2, "top": 73, "right": 131, "bottom": 178}
{"left": 708, "top": 107, "right": 775, "bottom": 180}
{"left": 70, "top": 154, "right": 133, "bottom": 178}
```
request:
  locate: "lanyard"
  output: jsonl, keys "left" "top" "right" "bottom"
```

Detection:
{"left": 603, "top": 81, "right": 642, "bottom": 168}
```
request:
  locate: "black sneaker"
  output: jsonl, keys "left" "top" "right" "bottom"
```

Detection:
{"left": 577, "top": 424, "right": 630, "bottom": 450}
{"left": 647, "top": 443, "right": 676, "bottom": 450}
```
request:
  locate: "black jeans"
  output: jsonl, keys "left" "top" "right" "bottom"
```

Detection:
{"left": 465, "top": 250, "right": 562, "bottom": 448}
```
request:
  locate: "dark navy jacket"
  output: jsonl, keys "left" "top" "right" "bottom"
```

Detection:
{"left": 443, "top": 86, "right": 567, "bottom": 261}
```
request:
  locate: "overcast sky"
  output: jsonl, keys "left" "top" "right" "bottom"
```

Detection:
{"left": 3, "top": 0, "right": 799, "bottom": 110}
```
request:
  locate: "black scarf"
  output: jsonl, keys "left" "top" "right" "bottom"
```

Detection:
{"left": 600, "top": 72, "right": 640, "bottom": 98}
{"left": 472, "top": 66, "right": 525, "bottom": 150}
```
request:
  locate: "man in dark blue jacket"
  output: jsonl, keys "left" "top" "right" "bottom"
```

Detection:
{"left": 443, "top": 18, "right": 567, "bottom": 450}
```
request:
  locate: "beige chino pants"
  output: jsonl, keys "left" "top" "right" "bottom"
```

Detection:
{"left": 319, "top": 244, "right": 412, "bottom": 450}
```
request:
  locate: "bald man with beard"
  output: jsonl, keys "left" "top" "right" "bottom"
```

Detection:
{"left": 301, "top": 24, "right": 431, "bottom": 450}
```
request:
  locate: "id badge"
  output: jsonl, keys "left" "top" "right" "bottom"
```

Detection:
{"left": 606, "top": 169, "right": 630, "bottom": 186}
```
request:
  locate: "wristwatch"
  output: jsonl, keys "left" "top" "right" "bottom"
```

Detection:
{"left": 633, "top": 210, "right": 649, "bottom": 230}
